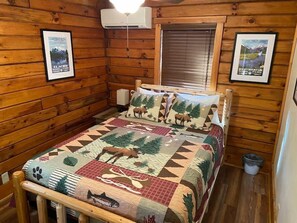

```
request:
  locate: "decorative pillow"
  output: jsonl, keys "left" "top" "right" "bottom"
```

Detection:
{"left": 126, "top": 92, "right": 168, "bottom": 122}
{"left": 138, "top": 87, "right": 175, "bottom": 116}
{"left": 178, "top": 93, "right": 221, "bottom": 126}
{"left": 166, "top": 96, "right": 217, "bottom": 130}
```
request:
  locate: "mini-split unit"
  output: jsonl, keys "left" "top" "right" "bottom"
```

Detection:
{"left": 100, "top": 7, "right": 152, "bottom": 29}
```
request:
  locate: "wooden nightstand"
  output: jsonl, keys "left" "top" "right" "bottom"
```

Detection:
{"left": 93, "top": 107, "right": 120, "bottom": 124}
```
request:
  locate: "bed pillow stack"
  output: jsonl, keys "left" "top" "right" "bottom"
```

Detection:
{"left": 126, "top": 88, "right": 220, "bottom": 130}
{"left": 126, "top": 91, "right": 169, "bottom": 122}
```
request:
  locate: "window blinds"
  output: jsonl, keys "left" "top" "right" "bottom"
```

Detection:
{"left": 161, "top": 27, "right": 215, "bottom": 90}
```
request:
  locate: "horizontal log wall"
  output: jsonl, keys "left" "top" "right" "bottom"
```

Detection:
{"left": 0, "top": 0, "right": 107, "bottom": 200}
{"left": 106, "top": 0, "right": 297, "bottom": 172}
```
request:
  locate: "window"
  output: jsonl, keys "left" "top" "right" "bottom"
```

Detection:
{"left": 161, "top": 25, "right": 215, "bottom": 90}
{"left": 154, "top": 16, "right": 226, "bottom": 91}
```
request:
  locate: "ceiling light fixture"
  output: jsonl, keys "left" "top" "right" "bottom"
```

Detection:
{"left": 109, "top": 0, "right": 145, "bottom": 14}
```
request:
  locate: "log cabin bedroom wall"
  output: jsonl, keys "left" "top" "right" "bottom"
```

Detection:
{"left": 105, "top": 0, "right": 297, "bottom": 173}
{"left": 0, "top": 0, "right": 108, "bottom": 201}
{"left": 0, "top": 0, "right": 297, "bottom": 209}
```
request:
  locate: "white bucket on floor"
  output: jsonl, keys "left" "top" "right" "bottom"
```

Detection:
{"left": 242, "top": 153, "right": 263, "bottom": 175}
{"left": 244, "top": 163, "right": 260, "bottom": 175}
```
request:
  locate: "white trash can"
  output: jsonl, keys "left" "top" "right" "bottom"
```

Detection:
{"left": 242, "top": 154, "right": 264, "bottom": 175}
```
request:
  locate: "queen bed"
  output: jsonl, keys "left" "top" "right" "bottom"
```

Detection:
{"left": 13, "top": 80, "right": 232, "bottom": 223}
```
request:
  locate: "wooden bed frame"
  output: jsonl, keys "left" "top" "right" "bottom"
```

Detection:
{"left": 12, "top": 80, "right": 233, "bottom": 223}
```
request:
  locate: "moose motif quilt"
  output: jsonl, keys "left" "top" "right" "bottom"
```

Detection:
{"left": 23, "top": 115, "right": 224, "bottom": 223}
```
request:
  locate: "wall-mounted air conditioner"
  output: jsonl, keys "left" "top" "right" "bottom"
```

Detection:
{"left": 100, "top": 7, "right": 152, "bottom": 29}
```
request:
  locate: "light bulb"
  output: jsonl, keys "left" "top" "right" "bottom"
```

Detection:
{"left": 110, "top": 0, "right": 145, "bottom": 14}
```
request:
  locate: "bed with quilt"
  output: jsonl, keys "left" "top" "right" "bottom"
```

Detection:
{"left": 14, "top": 81, "right": 233, "bottom": 223}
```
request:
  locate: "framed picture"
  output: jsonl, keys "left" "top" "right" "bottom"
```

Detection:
{"left": 41, "top": 29, "right": 75, "bottom": 81}
{"left": 230, "top": 32, "right": 277, "bottom": 84}
{"left": 293, "top": 79, "right": 297, "bottom": 105}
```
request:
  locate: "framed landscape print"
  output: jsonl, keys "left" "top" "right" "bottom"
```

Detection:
{"left": 41, "top": 30, "right": 75, "bottom": 81}
{"left": 230, "top": 32, "right": 277, "bottom": 84}
{"left": 293, "top": 79, "right": 297, "bottom": 105}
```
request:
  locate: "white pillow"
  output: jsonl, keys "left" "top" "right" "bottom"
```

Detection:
{"left": 177, "top": 93, "right": 222, "bottom": 126}
{"left": 138, "top": 87, "right": 163, "bottom": 95}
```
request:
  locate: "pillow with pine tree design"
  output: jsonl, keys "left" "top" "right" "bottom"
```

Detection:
{"left": 126, "top": 92, "right": 168, "bottom": 122}
{"left": 166, "top": 96, "right": 214, "bottom": 130}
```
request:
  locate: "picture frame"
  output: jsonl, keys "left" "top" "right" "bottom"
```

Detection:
{"left": 41, "top": 29, "right": 75, "bottom": 81}
{"left": 293, "top": 79, "right": 297, "bottom": 106}
{"left": 230, "top": 32, "right": 277, "bottom": 84}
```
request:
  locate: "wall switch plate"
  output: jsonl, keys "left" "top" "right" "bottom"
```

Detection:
{"left": 1, "top": 172, "right": 9, "bottom": 184}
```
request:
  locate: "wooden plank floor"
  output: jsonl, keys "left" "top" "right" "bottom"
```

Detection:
{"left": 0, "top": 165, "right": 270, "bottom": 223}
{"left": 202, "top": 165, "right": 270, "bottom": 223}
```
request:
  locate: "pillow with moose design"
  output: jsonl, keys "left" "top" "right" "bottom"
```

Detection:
{"left": 166, "top": 96, "right": 217, "bottom": 130}
{"left": 126, "top": 92, "right": 168, "bottom": 122}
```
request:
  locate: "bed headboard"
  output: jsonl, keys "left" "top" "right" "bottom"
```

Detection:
{"left": 134, "top": 79, "right": 233, "bottom": 147}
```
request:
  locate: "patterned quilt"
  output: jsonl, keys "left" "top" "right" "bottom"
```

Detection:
{"left": 23, "top": 115, "right": 224, "bottom": 223}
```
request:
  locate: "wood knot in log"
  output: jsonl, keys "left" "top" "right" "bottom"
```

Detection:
{"left": 143, "top": 69, "right": 148, "bottom": 77}
{"left": 231, "top": 3, "right": 238, "bottom": 15}
{"left": 141, "top": 53, "right": 147, "bottom": 59}
{"left": 7, "top": 0, "right": 15, "bottom": 5}
{"left": 248, "top": 17, "right": 256, "bottom": 24}
{"left": 232, "top": 3, "right": 238, "bottom": 10}
{"left": 51, "top": 12, "right": 60, "bottom": 24}
{"left": 156, "top": 8, "right": 162, "bottom": 18}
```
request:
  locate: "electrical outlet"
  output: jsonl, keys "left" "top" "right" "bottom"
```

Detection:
{"left": 1, "top": 172, "right": 9, "bottom": 184}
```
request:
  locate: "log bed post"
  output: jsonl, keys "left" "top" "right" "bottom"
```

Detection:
{"left": 79, "top": 213, "right": 89, "bottom": 223}
{"left": 36, "top": 195, "right": 48, "bottom": 223}
{"left": 12, "top": 171, "right": 30, "bottom": 223}
{"left": 135, "top": 79, "right": 142, "bottom": 90}
{"left": 222, "top": 89, "right": 233, "bottom": 147}
{"left": 56, "top": 203, "right": 67, "bottom": 223}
